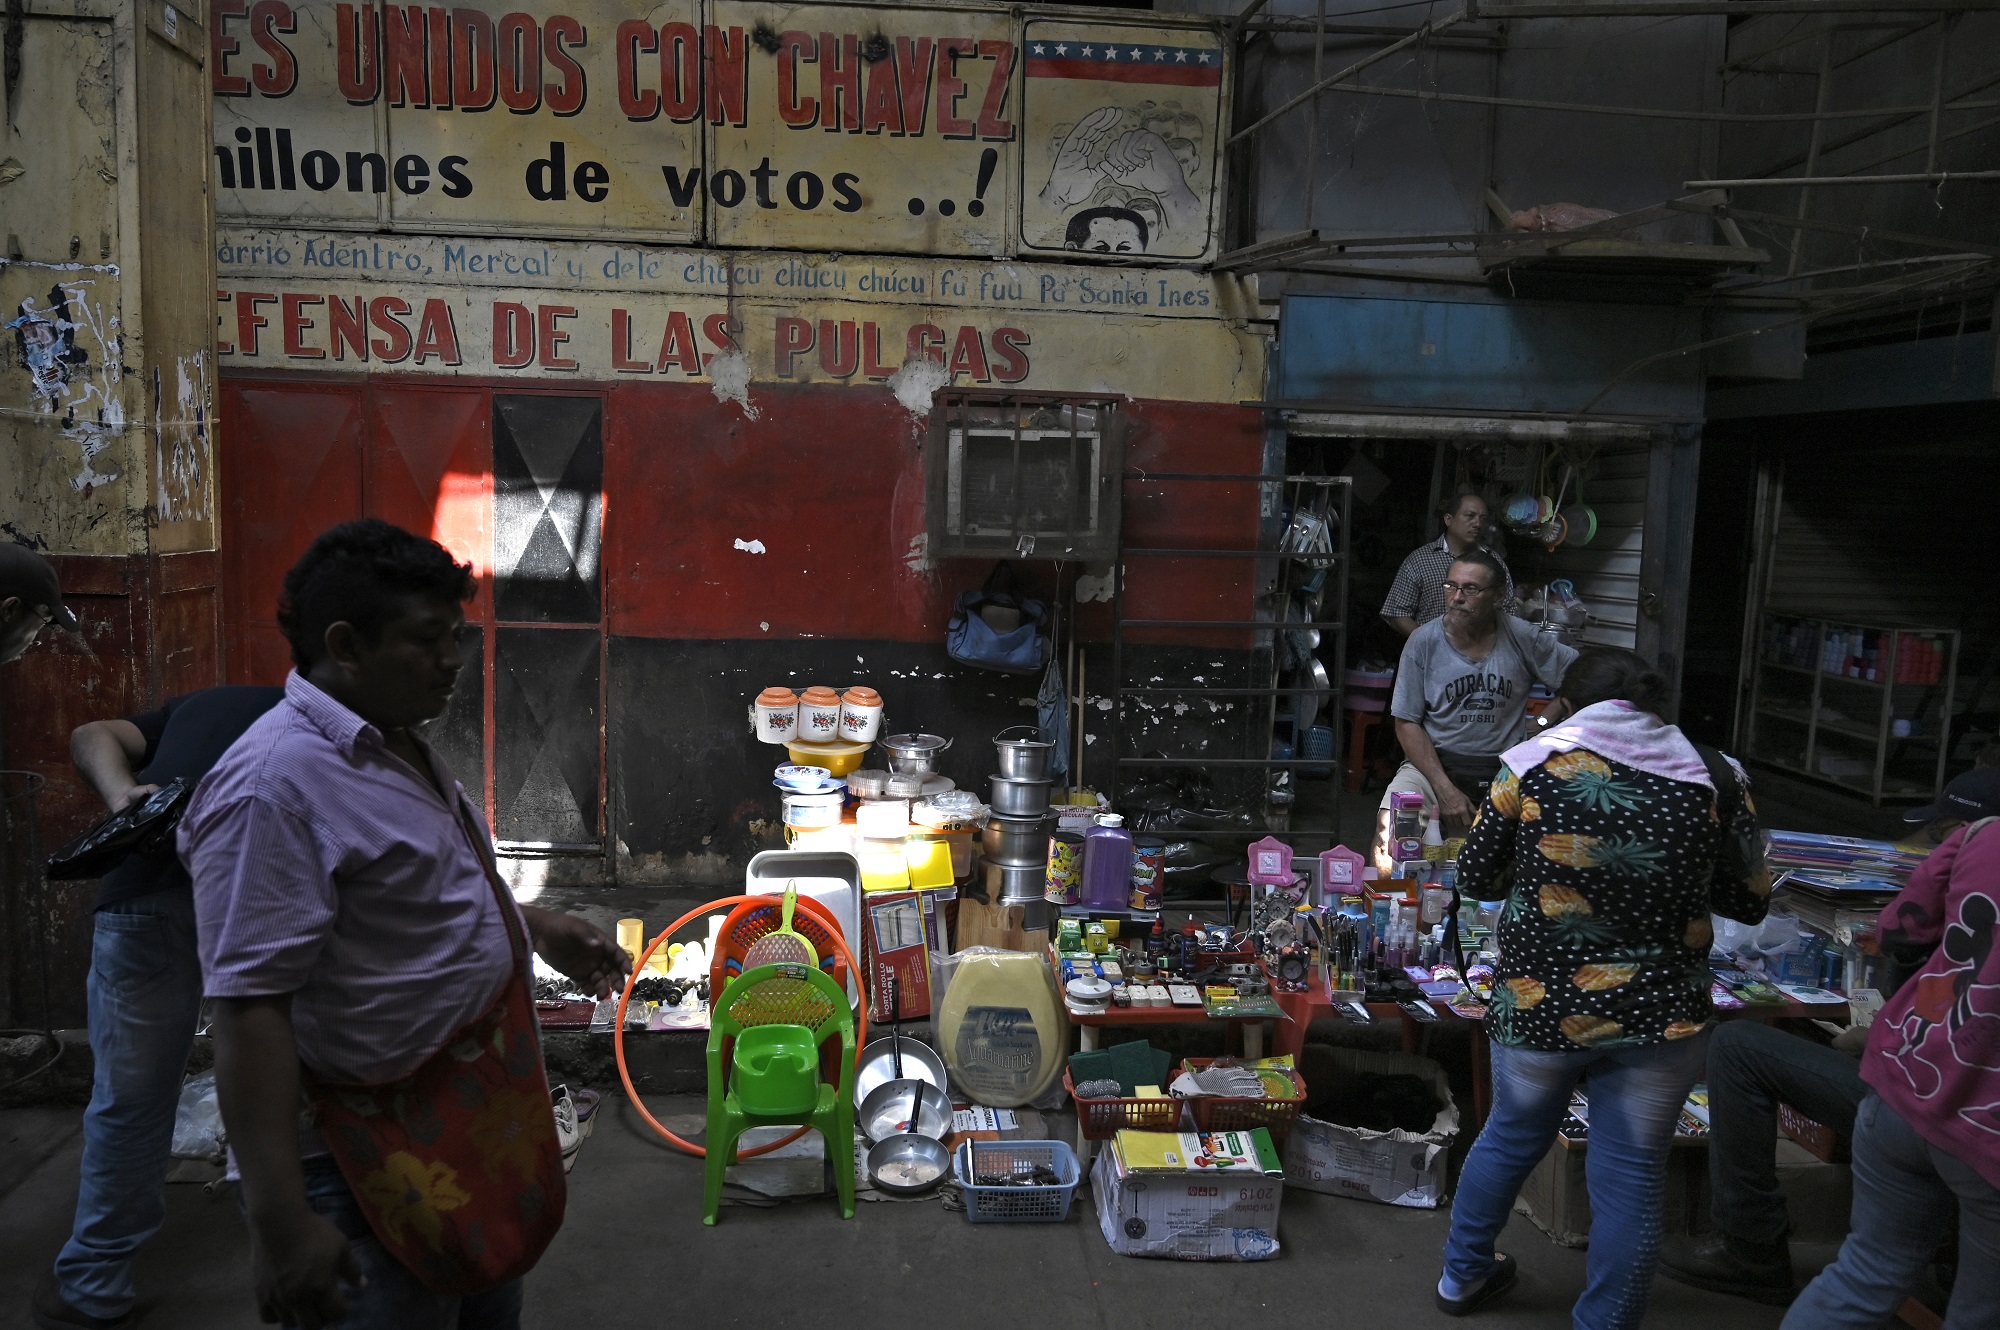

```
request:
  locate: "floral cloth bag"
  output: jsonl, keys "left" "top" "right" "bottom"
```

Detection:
{"left": 304, "top": 807, "right": 565, "bottom": 1294}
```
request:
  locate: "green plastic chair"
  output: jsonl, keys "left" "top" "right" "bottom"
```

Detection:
{"left": 703, "top": 962, "right": 857, "bottom": 1225}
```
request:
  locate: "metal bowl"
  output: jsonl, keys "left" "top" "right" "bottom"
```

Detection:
{"left": 866, "top": 1132, "right": 951, "bottom": 1196}
{"left": 859, "top": 1076, "right": 952, "bottom": 1143}
{"left": 854, "top": 1036, "right": 950, "bottom": 1108}
{"left": 989, "top": 774, "right": 1051, "bottom": 818}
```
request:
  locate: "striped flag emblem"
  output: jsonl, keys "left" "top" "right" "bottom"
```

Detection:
{"left": 1024, "top": 39, "right": 1222, "bottom": 87}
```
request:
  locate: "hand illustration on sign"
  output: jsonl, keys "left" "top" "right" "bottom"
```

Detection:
{"left": 1038, "top": 105, "right": 1205, "bottom": 254}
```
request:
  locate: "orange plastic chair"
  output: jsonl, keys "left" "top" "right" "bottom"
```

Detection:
{"left": 710, "top": 896, "right": 849, "bottom": 995}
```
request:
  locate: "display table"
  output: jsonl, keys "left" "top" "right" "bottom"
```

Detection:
{"left": 1070, "top": 1002, "right": 1271, "bottom": 1059}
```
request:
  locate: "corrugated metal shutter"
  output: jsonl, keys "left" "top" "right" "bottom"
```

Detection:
{"left": 1513, "top": 439, "right": 1651, "bottom": 651}
{"left": 1766, "top": 439, "right": 1993, "bottom": 630}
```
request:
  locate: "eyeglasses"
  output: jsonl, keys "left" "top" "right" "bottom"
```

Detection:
{"left": 1441, "top": 581, "right": 1493, "bottom": 598}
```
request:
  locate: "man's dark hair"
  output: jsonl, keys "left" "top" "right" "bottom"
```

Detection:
{"left": 1064, "top": 206, "right": 1149, "bottom": 250}
{"left": 278, "top": 519, "right": 473, "bottom": 671}
{"left": 1445, "top": 547, "right": 1507, "bottom": 591}
{"left": 1439, "top": 487, "right": 1487, "bottom": 522}
{"left": 1558, "top": 646, "right": 1672, "bottom": 718}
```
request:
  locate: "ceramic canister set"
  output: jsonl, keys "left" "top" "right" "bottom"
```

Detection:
{"left": 754, "top": 685, "right": 883, "bottom": 744}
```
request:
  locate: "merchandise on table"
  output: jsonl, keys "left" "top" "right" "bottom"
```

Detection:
{"left": 1129, "top": 836, "right": 1166, "bottom": 911}
{"left": 1045, "top": 830, "right": 1084, "bottom": 905}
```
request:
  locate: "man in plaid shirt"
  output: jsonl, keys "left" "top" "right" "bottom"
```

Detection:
{"left": 1381, "top": 489, "right": 1516, "bottom": 636}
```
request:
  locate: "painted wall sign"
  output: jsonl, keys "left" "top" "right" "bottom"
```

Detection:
{"left": 1019, "top": 21, "right": 1222, "bottom": 260}
{"left": 212, "top": 281, "right": 1264, "bottom": 403}
{"left": 210, "top": 0, "right": 1225, "bottom": 260}
{"left": 215, "top": 227, "right": 1254, "bottom": 317}
{"left": 705, "top": 2, "right": 1016, "bottom": 255}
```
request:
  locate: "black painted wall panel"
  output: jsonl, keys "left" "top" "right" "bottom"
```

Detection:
{"left": 495, "top": 627, "right": 601, "bottom": 845}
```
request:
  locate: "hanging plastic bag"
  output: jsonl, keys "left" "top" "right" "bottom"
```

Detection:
{"left": 1036, "top": 657, "right": 1070, "bottom": 780}
{"left": 171, "top": 1071, "right": 226, "bottom": 1162}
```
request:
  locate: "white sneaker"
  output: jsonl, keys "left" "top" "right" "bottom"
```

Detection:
{"left": 552, "top": 1084, "right": 583, "bottom": 1173}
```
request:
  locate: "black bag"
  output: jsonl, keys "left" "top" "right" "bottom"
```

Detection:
{"left": 44, "top": 777, "right": 194, "bottom": 881}
{"left": 1692, "top": 743, "right": 1763, "bottom": 886}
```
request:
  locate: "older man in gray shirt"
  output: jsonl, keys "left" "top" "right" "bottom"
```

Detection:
{"left": 1391, "top": 548, "right": 1575, "bottom": 833}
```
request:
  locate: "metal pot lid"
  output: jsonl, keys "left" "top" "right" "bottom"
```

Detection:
{"left": 990, "top": 773, "right": 1052, "bottom": 787}
{"left": 880, "top": 732, "right": 950, "bottom": 754}
{"left": 993, "top": 724, "right": 1054, "bottom": 750}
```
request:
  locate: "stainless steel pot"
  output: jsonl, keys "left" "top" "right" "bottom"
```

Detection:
{"left": 980, "top": 813, "right": 1047, "bottom": 862}
{"left": 982, "top": 857, "right": 1047, "bottom": 902}
{"left": 989, "top": 774, "right": 1051, "bottom": 818}
{"left": 993, "top": 725, "right": 1054, "bottom": 781}
{"left": 879, "top": 732, "right": 951, "bottom": 775}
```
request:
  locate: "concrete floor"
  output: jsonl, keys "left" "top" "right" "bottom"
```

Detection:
{"left": 2, "top": 1094, "right": 1831, "bottom": 1330}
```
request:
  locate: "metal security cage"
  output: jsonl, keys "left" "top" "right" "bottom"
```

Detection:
{"left": 927, "top": 391, "right": 1125, "bottom": 562}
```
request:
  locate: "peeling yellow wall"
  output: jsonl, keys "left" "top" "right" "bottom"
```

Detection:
{"left": 1, "top": 0, "right": 216, "bottom": 558}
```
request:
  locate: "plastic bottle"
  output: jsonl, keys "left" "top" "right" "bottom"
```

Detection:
{"left": 1080, "top": 814, "right": 1136, "bottom": 911}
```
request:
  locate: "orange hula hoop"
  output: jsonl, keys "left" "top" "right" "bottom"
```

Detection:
{"left": 613, "top": 893, "right": 869, "bottom": 1158}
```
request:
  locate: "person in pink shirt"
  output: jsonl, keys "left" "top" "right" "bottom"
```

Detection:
{"left": 1782, "top": 779, "right": 2000, "bottom": 1329}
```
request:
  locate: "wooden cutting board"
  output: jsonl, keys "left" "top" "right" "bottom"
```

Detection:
{"left": 954, "top": 897, "right": 1030, "bottom": 952}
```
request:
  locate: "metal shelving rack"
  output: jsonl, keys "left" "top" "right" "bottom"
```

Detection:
{"left": 1106, "top": 470, "right": 1352, "bottom": 860}
{"left": 1742, "top": 612, "right": 1959, "bottom": 806}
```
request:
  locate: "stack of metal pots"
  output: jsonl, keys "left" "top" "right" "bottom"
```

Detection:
{"left": 982, "top": 726, "right": 1054, "bottom": 921}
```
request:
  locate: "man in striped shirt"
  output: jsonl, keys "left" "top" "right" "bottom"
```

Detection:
{"left": 1381, "top": 489, "right": 1516, "bottom": 636}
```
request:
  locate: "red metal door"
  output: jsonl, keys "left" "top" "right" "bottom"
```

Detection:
{"left": 218, "top": 380, "right": 366, "bottom": 683}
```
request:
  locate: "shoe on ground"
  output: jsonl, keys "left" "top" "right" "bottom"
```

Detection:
{"left": 1658, "top": 1232, "right": 1795, "bottom": 1305}
{"left": 552, "top": 1084, "right": 583, "bottom": 1173}
{"left": 1436, "top": 1253, "right": 1518, "bottom": 1317}
{"left": 32, "top": 1271, "right": 132, "bottom": 1330}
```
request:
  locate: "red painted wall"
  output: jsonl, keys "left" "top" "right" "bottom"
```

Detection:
{"left": 218, "top": 373, "right": 1263, "bottom": 656}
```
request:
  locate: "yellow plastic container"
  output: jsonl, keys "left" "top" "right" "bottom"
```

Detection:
{"left": 905, "top": 838, "right": 955, "bottom": 889}
{"left": 859, "top": 846, "right": 911, "bottom": 891}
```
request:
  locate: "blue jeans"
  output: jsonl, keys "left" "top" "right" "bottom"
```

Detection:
{"left": 1782, "top": 1094, "right": 2000, "bottom": 1330}
{"left": 1443, "top": 1031, "right": 1710, "bottom": 1330}
{"left": 53, "top": 892, "right": 205, "bottom": 1320}
{"left": 291, "top": 1155, "right": 524, "bottom": 1330}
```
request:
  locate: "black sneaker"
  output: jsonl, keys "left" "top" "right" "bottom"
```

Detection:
{"left": 1658, "top": 1233, "right": 1795, "bottom": 1305}
{"left": 32, "top": 1271, "right": 132, "bottom": 1330}
{"left": 1436, "top": 1253, "right": 1519, "bottom": 1317}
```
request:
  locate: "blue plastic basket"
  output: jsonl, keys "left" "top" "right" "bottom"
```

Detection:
{"left": 954, "top": 1139, "right": 1081, "bottom": 1223}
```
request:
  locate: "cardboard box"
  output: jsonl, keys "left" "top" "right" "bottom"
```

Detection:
{"left": 1092, "top": 1137, "right": 1283, "bottom": 1261}
{"left": 863, "top": 890, "right": 935, "bottom": 1021}
{"left": 1281, "top": 1047, "right": 1459, "bottom": 1208}
{"left": 1513, "top": 1136, "right": 1713, "bottom": 1248}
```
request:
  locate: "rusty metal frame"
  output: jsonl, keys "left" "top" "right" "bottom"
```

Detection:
{"left": 1221, "top": 0, "right": 2000, "bottom": 289}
